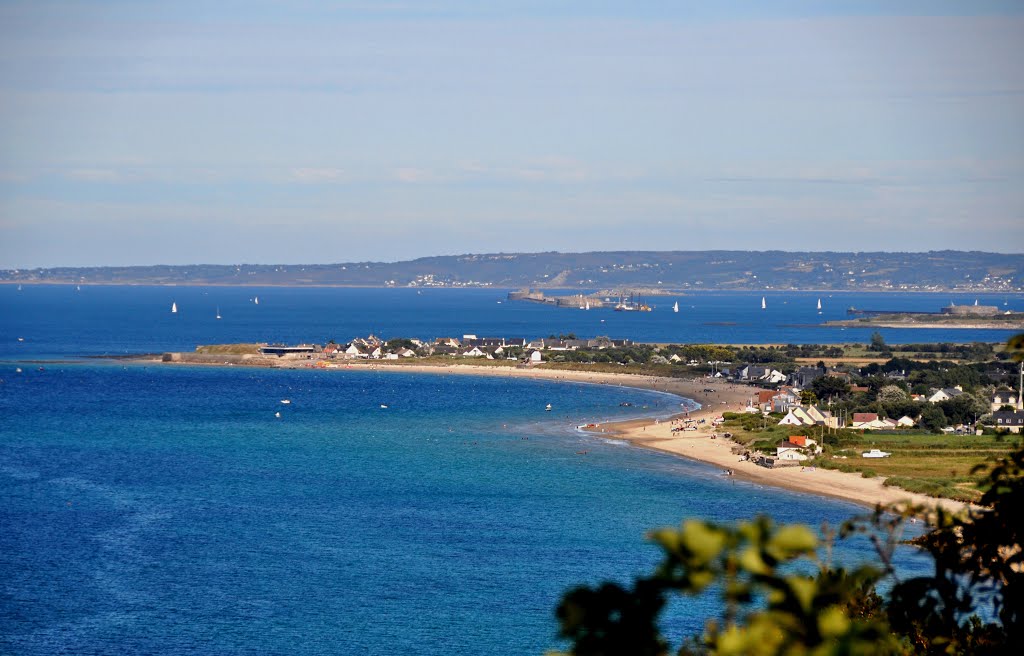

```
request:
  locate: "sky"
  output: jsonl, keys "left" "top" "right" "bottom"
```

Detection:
{"left": 1, "top": 1, "right": 1023, "bottom": 267}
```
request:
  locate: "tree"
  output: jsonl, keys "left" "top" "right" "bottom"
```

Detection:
{"left": 810, "top": 375, "right": 850, "bottom": 401}
{"left": 877, "top": 384, "right": 908, "bottom": 404}
{"left": 919, "top": 404, "right": 948, "bottom": 432}
{"left": 555, "top": 443, "right": 1024, "bottom": 655}
{"left": 869, "top": 331, "right": 888, "bottom": 352}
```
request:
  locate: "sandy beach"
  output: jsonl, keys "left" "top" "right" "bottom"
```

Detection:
{"left": 155, "top": 356, "right": 972, "bottom": 514}
{"left": 329, "top": 362, "right": 971, "bottom": 514}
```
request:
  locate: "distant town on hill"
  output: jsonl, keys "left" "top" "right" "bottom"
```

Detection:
{"left": 3, "top": 250, "right": 1023, "bottom": 292}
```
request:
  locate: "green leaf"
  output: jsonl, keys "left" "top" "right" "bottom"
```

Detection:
{"left": 767, "top": 525, "right": 817, "bottom": 559}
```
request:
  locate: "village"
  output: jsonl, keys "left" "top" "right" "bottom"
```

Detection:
{"left": 192, "top": 332, "right": 1024, "bottom": 442}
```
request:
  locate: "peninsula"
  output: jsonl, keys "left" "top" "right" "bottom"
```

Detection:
{"left": 143, "top": 334, "right": 1022, "bottom": 513}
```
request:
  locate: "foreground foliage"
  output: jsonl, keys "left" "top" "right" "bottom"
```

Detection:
{"left": 554, "top": 442, "right": 1023, "bottom": 655}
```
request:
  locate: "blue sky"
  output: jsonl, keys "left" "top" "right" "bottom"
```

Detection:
{"left": 1, "top": 1, "right": 1022, "bottom": 267}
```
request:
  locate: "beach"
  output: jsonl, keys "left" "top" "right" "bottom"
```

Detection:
{"left": 272, "top": 360, "right": 971, "bottom": 514}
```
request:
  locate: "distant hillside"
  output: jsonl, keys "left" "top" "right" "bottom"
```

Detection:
{"left": 3, "top": 250, "right": 1022, "bottom": 292}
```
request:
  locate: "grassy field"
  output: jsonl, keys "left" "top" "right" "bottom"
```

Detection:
{"left": 718, "top": 413, "right": 1019, "bottom": 503}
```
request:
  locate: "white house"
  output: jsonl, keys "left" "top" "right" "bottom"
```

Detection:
{"left": 778, "top": 407, "right": 815, "bottom": 426}
{"left": 928, "top": 387, "right": 964, "bottom": 403}
{"left": 851, "top": 412, "right": 897, "bottom": 430}
{"left": 461, "top": 346, "right": 486, "bottom": 357}
{"left": 896, "top": 415, "right": 916, "bottom": 427}
{"left": 991, "top": 390, "right": 1020, "bottom": 412}
{"left": 344, "top": 344, "right": 367, "bottom": 359}
{"left": 528, "top": 350, "right": 543, "bottom": 363}
{"left": 776, "top": 436, "right": 820, "bottom": 461}
{"left": 777, "top": 406, "right": 836, "bottom": 428}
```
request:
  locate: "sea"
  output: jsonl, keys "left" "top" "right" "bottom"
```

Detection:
{"left": 2, "top": 285, "right": 1014, "bottom": 655}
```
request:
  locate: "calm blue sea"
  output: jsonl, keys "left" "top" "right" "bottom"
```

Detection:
{"left": 0, "top": 285, "right": 1021, "bottom": 360}
{"left": 0, "top": 286, "right": 967, "bottom": 654}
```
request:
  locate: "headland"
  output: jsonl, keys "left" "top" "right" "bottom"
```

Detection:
{"left": 143, "top": 352, "right": 973, "bottom": 514}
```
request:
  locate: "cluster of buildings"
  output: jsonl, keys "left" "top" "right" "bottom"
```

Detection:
{"left": 745, "top": 380, "right": 1024, "bottom": 434}
{"left": 258, "top": 335, "right": 635, "bottom": 364}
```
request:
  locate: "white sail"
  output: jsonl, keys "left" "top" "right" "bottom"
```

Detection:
{"left": 761, "top": 296, "right": 766, "bottom": 310}
{"left": 817, "top": 298, "right": 822, "bottom": 312}
{"left": 585, "top": 301, "right": 590, "bottom": 310}
{"left": 216, "top": 307, "right": 221, "bottom": 320}
{"left": 254, "top": 296, "right": 259, "bottom": 305}
{"left": 171, "top": 302, "right": 177, "bottom": 313}
{"left": 673, "top": 301, "right": 679, "bottom": 313}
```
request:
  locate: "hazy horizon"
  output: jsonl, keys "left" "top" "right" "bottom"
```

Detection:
{"left": 2, "top": 1, "right": 1023, "bottom": 268}
{"left": 6, "top": 247, "right": 1024, "bottom": 272}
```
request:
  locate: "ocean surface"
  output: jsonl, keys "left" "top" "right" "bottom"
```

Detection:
{"left": 1, "top": 285, "right": 1021, "bottom": 360}
{"left": 0, "top": 285, "right": 978, "bottom": 654}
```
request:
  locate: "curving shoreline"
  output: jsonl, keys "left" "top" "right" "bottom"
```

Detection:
{"left": 148, "top": 356, "right": 972, "bottom": 514}
{"left": 331, "top": 363, "right": 973, "bottom": 514}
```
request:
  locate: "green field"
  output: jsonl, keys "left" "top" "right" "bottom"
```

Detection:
{"left": 718, "top": 413, "right": 1019, "bottom": 503}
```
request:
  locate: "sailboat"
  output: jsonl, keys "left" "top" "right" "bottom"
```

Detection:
{"left": 254, "top": 296, "right": 259, "bottom": 305}
{"left": 817, "top": 298, "right": 822, "bottom": 314}
{"left": 761, "top": 296, "right": 766, "bottom": 310}
{"left": 17, "top": 284, "right": 22, "bottom": 291}
{"left": 216, "top": 307, "right": 222, "bottom": 320}
{"left": 171, "top": 301, "right": 178, "bottom": 314}
{"left": 584, "top": 301, "right": 590, "bottom": 310}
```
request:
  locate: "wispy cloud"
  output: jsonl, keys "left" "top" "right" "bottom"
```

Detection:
{"left": 289, "top": 168, "right": 346, "bottom": 183}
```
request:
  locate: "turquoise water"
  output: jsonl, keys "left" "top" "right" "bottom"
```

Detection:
{"left": 1, "top": 363, "right": 929, "bottom": 654}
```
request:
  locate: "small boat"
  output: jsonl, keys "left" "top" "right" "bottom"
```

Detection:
{"left": 15, "top": 367, "right": 22, "bottom": 373}
{"left": 761, "top": 296, "right": 766, "bottom": 310}
{"left": 673, "top": 301, "right": 679, "bottom": 313}
{"left": 274, "top": 411, "right": 281, "bottom": 418}
{"left": 171, "top": 302, "right": 177, "bottom": 314}
{"left": 215, "top": 307, "right": 222, "bottom": 320}
{"left": 862, "top": 449, "right": 891, "bottom": 458}
{"left": 17, "top": 337, "right": 24, "bottom": 342}
{"left": 380, "top": 404, "right": 389, "bottom": 409}
{"left": 17, "top": 284, "right": 21, "bottom": 291}
{"left": 817, "top": 298, "right": 822, "bottom": 314}
{"left": 545, "top": 403, "right": 552, "bottom": 411}
{"left": 280, "top": 399, "right": 291, "bottom": 405}
{"left": 254, "top": 296, "right": 259, "bottom": 305}
{"left": 76, "top": 285, "right": 81, "bottom": 291}
{"left": 584, "top": 301, "right": 590, "bottom": 310}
